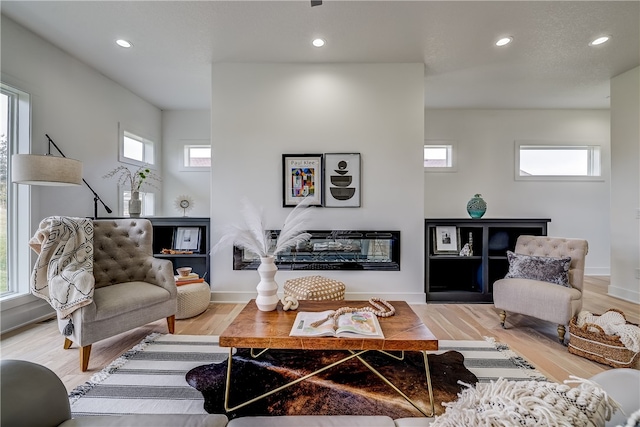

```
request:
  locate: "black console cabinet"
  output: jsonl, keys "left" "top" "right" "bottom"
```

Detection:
{"left": 425, "top": 218, "right": 550, "bottom": 303}
{"left": 148, "top": 217, "right": 210, "bottom": 282}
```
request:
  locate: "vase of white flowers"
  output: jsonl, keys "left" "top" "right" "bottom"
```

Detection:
{"left": 213, "top": 197, "right": 314, "bottom": 311}
{"left": 103, "top": 165, "right": 160, "bottom": 217}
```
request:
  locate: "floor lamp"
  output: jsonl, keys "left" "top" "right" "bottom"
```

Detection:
{"left": 11, "top": 134, "right": 112, "bottom": 219}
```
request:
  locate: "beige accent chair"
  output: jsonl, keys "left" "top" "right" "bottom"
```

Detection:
{"left": 61, "top": 219, "right": 177, "bottom": 371}
{"left": 493, "top": 235, "right": 588, "bottom": 343}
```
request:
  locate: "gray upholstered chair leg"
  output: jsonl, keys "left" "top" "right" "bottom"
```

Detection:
{"left": 167, "top": 315, "right": 176, "bottom": 334}
{"left": 499, "top": 310, "right": 507, "bottom": 328}
{"left": 557, "top": 325, "right": 566, "bottom": 343}
{"left": 80, "top": 344, "right": 92, "bottom": 372}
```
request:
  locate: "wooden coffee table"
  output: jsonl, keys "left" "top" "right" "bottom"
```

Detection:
{"left": 219, "top": 299, "right": 438, "bottom": 416}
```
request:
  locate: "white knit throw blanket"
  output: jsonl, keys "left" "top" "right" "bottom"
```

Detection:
{"left": 577, "top": 310, "right": 640, "bottom": 353}
{"left": 431, "top": 377, "right": 620, "bottom": 427}
{"left": 29, "top": 216, "right": 95, "bottom": 320}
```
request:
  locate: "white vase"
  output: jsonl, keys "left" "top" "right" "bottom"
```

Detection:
{"left": 256, "top": 255, "right": 279, "bottom": 311}
{"left": 129, "top": 191, "right": 142, "bottom": 217}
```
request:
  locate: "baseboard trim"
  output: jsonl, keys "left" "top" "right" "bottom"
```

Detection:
{"left": 607, "top": 285, "right": 640, "bottom": 304}
{"left": 585, "top": 267, "right": 610, "bottom": 276}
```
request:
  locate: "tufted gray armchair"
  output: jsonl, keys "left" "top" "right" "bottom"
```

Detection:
{"left": 60, "top": 219, "right": 177, "bottom": 371}
{"left": 493, "top": 235, "right": 588, "bottom": 343}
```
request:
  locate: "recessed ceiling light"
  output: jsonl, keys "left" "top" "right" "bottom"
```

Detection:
{"left": 589, "top": 36, "right": 610, "bottom": 46}
{"left": 495, "top": 37, "right": 513, "bottom": 47}
{"left": 116, "top": 39, "right": 133, "bottom": 48}
{"left": 312, "top": 38, "right": 326, "bottom": 48}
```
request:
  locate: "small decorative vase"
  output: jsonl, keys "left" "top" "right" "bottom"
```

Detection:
{"left": 256, "top": 256, "right": 279, "bottom": 311}
{"left": 466, "top": 194, "right": 487, "bottom": 219}
{"left": 129, "top": 191, "right": 142, "bottom": 217}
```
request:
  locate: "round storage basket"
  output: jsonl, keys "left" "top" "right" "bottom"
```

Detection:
{"left": 176, "top": 281, "right": 210, "bottom": 319}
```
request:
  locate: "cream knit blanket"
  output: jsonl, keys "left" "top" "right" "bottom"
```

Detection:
{"left": 577, "top": 310, "right": 640, "bottom": 353}
{"left": 29, "top": 216, "right": 94, "bottom": 320}
{"left": 431, "top": 377, "right": 620, "bottom": 427}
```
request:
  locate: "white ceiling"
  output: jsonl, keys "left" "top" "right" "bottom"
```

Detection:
{"left": 2, "top": 1, "right": 638, "bottom": 111}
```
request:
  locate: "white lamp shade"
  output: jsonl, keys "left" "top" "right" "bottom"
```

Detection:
{"left": 12, "top": 154, "right": 83, "bottom": 186}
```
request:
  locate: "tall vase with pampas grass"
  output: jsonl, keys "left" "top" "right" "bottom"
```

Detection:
{"left": 213, "top": 197, "right": 314, "bottom": 311}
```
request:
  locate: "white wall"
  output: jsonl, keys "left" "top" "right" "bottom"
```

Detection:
{"left": 610, "top": 66, "right": 640, "bottom": 303}
{"left": 161, "top": 110, "right": 211, "bottom": 217}
{"left": 424, "top": 109, "right": 611, "bottom": 274}
{"left": 1, "top": 15, "right": 162, "bottom": 333}
{"left": 210, "top": 63, "right": 425, "bottom": 303}
{"left": 1, "top": 16, "right": 162, "bottom": 220}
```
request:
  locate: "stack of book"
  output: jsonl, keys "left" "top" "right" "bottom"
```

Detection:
{"left": 174, "top": 272, "right": 204, "bottom": 286}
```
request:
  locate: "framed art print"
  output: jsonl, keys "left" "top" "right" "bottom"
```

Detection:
{"left": 324, "top": 153, "right": 361, "bottom": 208}
{"left": 173, "top": 227, "right": 201, "bottom": 252}
{"left": 282, "top": 154, "right": 323, "bottom": 207}
{"left": 433, "top": 225, "right": 460, "bottom": 254}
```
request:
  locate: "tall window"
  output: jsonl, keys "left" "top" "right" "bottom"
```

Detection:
{"left": 0, "top": 92, "right": 8, "bottom": 294}
{"left": 516, "top": 141, "right": 602, "bottom": 181}
{"left": 1, "top": 82, "right": 31, "bottom": 299}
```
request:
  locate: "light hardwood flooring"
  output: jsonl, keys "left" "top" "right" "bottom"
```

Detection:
{"left": 1, "top": 276, "right": 638, "bottom": 393}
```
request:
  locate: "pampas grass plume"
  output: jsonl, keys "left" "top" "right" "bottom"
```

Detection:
{"left": 212, "top": 197, "right": 314, "bottom": 258}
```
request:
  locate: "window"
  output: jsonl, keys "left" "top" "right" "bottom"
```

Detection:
{"left": 1, "top": 82, "right": 32, "bottom": 300}
{"left": 515, "top": 141, "right": 602, "bottom": 181}
{"left": 181, "top": 142, "right": 211, "bottom": 170}
{"left": 121, "top": 189, "right": 155, "bottom": 217}
{"left": 424, "top": 141, "right": 457, "bottom": 172}
{"left": 119, "top": 124, "right": 155, "bottom": 167}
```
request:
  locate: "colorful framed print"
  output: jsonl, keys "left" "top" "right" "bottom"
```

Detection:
{"left": 324, "top": 153, "right": 361, "bottom": 208}
{"left": 282, "top": 154, "right": 323, "bottom": 207}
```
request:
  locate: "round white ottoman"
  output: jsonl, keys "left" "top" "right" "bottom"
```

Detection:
{"left": 176, "top": 281, "right": 210, "bottom": 319}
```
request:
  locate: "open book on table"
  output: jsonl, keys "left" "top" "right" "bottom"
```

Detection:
{"left": 289, "top": 309, "right": 384, "bottom": 338}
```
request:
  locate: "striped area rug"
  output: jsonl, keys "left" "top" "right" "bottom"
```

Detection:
{"left": 69, "top": 334, "right": 546, "bottom": 417}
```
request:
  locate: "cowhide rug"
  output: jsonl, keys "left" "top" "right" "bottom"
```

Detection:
{"left": 186, "top": 349, "right": 477, "bottom": 419}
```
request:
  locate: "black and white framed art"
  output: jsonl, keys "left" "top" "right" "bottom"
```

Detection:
{"left": 324, "top": 153, "right": 361, "bottom": 208}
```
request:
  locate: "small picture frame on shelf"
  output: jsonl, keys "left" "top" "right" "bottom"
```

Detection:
{"left": 433, "top": 226, "right": 460, "bottom": 254}
{"left": 173, "top": 227, "right": 201, "bottom": 252}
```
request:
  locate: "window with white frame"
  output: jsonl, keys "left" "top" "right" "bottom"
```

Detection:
{"left": 424, "top": 141, "right": 457, "bottom": 171}
{"left": 1, "top": 82, "right": 32, "bottom": 300}
{"left": 183, "top": 144, "right": 211, "bottom": 169}
{"left": 515, "top": 141, "right": 602, "bottom": 181}
{"left": 121, "top": 189, "right": 155, "bottom": 217}
{"left": 119, "top": 124, "right": 155, "bottom": 167}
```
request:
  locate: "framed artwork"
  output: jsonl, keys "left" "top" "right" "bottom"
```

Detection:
{"left": 173, "top": 227, "right": 201, "bottom": 251}
{"left": 324, "top": 153, "right": 361, "bottom": 208}
{"left": 282, "top": 154, "right": 323, "bottom": 207}
{"left": 433, "top": 226, "right": 460, "bottom": 254}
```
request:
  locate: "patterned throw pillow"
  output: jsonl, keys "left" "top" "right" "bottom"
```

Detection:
{"left": 505, "top": 251, "right": 571, "bottom": 287}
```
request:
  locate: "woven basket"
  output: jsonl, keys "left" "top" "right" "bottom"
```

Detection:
{"left": 568, "top": 308, "right": 640, "bottom": 369}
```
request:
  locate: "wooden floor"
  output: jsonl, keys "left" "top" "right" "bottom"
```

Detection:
{"left": 1, "top": 276, "right": 638, "bottom": 393}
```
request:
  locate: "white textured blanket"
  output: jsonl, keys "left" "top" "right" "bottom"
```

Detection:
{"left": 577, "top": 310, "right": 640, "bottom": 353}
{"left": 29, "top": 216, "right": 95, "bottom": 320}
